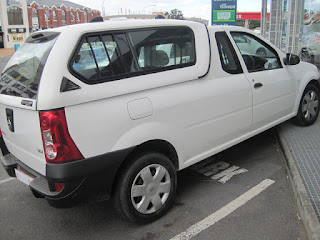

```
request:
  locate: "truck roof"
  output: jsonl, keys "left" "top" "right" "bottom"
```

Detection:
{"left": 34, "top": 19, "right": 253, "bottom": 37}
{"left": 35, "top": 19, "right": 206, "bottom": 35}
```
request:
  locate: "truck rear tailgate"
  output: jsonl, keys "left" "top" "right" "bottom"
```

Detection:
{"left": 0, "top": 101, "right": 46, "bottom": 176}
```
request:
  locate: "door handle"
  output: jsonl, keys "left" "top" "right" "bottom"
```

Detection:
{"left": 254, "top": 83, "right": 263, "bottom": 89}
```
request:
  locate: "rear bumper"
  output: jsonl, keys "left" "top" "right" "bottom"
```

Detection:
{"left": 1, "top": 145, "right": 133, "bottom": 200}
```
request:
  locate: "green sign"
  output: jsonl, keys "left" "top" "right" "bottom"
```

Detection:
{"left": 212, "top": 0, "right": 237, "bottom": 25}
{"left": 213, "top": 10, "right": 236, "bottom": 22}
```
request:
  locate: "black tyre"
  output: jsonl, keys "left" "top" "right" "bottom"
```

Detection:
{"left": 113, "top": 152, "right": 177, "bottom": 223}
{"left": 294, "top": 84, "right": 320, "bottom": 126}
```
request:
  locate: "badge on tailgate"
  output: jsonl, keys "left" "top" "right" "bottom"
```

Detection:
{"left": 6, "top": 108, "right": 14, "bottom": 132}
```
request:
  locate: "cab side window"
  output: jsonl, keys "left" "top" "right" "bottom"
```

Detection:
{"left": 129, "top": 27, "right": 195, "bottom": 71}
{"left": 70, "top": 27, "right": 195, "bottom": 84}
{"left": 71, "top": 34, "right": 137, "bottom": 83}
{"left": 215, "top": 32, "right": 243, "bottom": 74}
{"left": 230, "top": 32, "right": 282, "bottom": 72}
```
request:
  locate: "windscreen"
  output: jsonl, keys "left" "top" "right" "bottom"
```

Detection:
{"left": 0, "top": 32, "right": 60, "bottom": 99}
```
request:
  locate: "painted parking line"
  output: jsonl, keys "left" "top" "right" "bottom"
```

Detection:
{"left": 0, "top": 177, "right": 15, "bottom": 185}
{"left": 170, "top": 179, "right": 275, "bottom": 240}
{"left": 211, "top": 165, "right": 248, "bottom": 184}
{"left": 189, "top": 160, "right": 248, "bottom": 183}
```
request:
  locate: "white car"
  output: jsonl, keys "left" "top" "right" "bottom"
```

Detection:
{"left": 232, "top": 33, "right": 271, "bottom": 56}
{"left": 0, "top": 19, "right": 319, "bottom": 223}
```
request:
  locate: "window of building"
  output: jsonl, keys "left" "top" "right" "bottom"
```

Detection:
{"left": 77, "top": 12, "right": 80, "bottom": 21}
{"left": 84, "top": 12, "right": 88, "bottom": 23}
{"left": 53, "top": 11, "right": 57, "bottom": 21}
{"left": 32, "top": 8, "right": 37, "bottom": 17}
{"left": 300, "top": 0, "right": 320, "bottom": 68}
{"left": 71, "top": 12, "right": 75, "bottom": 21}
{"left": 231, "top": 32, "right": 282, "bottom": 72}
{"left": 7, "top": 6, "right": 23, "bottom": 25}
{"left": 62, "top": 10, "right": 66, "bottom": 25}
{"left": 31, "top": 8, "right": 39, "bottom": 29}
{"left": 91, "top": 13, "right": 94, "bottom": 20}
{"left": 215, "top": 32, "right": 243, "bottom": 74}
{"left": 70, "top": 27, "right": 195, "bottom": 84}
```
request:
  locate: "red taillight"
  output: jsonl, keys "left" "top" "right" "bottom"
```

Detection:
{"left": 0, "top": 127, "right": 2, "bottom": 137}
{"left": 54, "top": 182, "right": 64, "bottom": 192}
{"left": 39, "top": 109, "right": 83, "bottom": 164}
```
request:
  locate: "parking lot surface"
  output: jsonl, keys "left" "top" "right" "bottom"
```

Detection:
{"left": 0, "top": 130, "right": 307, "bottom": 240}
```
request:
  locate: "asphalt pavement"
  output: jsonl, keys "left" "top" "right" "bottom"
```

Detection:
{"left": 0, "top": 129, "right": 308, "bottom": 240}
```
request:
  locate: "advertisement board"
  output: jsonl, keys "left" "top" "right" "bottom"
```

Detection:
{"left": 6, "top": 0, "right": 21, "bottom": 6}
{"left": 212, "top": 0, "right": 237, "bottom": 25}
{"left": 12, "top": 34, "right": 23, "bottom": 42}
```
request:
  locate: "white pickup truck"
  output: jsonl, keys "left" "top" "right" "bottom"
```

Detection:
{"left": 0, "top": 19, "right": 319, "bottom": 223}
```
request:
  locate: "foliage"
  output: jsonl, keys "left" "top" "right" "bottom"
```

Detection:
{"left": 165, "top": 9, "right": 184, "bottom": 20}
{"left": 237, "top": 20, "right": 261, "bottom": 30}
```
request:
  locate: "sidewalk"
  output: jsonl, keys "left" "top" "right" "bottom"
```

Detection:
{"left": 279, "top": 120, "right": 320, "bottom": 239}
{"left": 0, "top": 48, "right": 14, "bottom": 57}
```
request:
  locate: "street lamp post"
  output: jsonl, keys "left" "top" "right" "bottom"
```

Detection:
{"left": 142, "top": 4, "right": 156, "bottom": 14}
{"left": 101, "top": 0, "right": 107, "bottom": 16}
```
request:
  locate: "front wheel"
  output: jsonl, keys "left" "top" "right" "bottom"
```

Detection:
{"left": 112, "top": 152, "right": 177, "bottom": 223}
{"left": 294, "top": 84, "right": 320, "bottom": 126}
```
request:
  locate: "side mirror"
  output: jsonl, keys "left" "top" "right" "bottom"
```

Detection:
{"left": 284, "top": 53, "right": 300, "bottom": 65}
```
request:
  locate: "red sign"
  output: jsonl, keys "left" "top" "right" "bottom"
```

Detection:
{"left": 237, "top": 12, "right": 270, "bottom": 20}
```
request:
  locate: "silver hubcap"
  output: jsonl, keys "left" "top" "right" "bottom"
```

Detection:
{"left": 302, "top": 90, "right": 319, "bottom": 121}
{"left": 131, "top": 164, "right": 171, "bottom": 214}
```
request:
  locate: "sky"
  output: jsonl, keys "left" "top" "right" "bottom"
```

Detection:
{"left": 67, "top": 0, "right": 264, "bottom": 21}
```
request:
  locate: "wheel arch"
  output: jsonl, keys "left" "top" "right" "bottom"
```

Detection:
{"left": 126, "top": 139, "right": 179, "bottom": 170}
{"left": 293, "top": 79, "right": 320, "bottom": 115}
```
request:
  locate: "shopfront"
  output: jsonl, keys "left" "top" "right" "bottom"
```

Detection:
{"left": 0, "top": 0, "right": 29, "bottom": 48}
{"left": 267, "top": 0, "right": 320, "bottom": 69}
{"left": 300, "top": 0, "right": 320, "bottom": 67}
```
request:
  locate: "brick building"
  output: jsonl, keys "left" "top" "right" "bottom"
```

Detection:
{"left": 27, "top": 0, "right": 100, "bottom": 32}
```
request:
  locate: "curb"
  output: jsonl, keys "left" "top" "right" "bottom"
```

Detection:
{"left": 277, "top": 125, "right": 320, "bottom": 240}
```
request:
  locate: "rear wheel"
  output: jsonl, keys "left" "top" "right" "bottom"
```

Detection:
{"left": 294, "top": 84, "right": 320, "bottom": 126}
{"left": 113, "top": 152, "right": 177, "bottom": 223}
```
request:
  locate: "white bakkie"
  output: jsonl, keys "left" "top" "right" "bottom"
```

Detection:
{"left": 0, "top": 19, "right": 319, "bottom": 223}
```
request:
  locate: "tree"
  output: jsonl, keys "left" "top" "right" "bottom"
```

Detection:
{"left": 237, "top": 20, "right": 261, "bottom": 30}
{"left": 165, "top": 9, "right": 184, "bottom": 20}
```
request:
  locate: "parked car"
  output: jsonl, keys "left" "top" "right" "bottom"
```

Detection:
{"left": 0, "top": 19, "right": 319, "bottom": 223}
{"left": 232, "top": 33, "right": 271, "bottom": 57}
{"left": 300, "top": 31, "right": 320, "bottom": 64}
